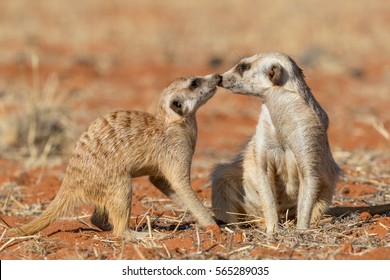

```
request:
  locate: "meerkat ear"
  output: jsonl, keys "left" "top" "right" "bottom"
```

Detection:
{"left": 267, "top": 63, "right": 284, "bottom": 86}
{"left": 170, "top": 99, "right": 184, "bottom": 116}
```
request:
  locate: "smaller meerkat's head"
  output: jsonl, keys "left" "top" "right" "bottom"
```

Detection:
{"left": 219, "top": 51, "right": 305, "bottom": 98}
{"left": 159, "top": 74, "right": 221, "bottom": 121}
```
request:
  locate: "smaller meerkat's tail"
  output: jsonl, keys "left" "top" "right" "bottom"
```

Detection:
{"left": 7, "top": 189, "right": 77, "bottom": 237}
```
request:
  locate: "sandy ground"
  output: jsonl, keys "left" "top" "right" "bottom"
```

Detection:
{"left": 0, "top": 0, "right": 389, "bottom": 260}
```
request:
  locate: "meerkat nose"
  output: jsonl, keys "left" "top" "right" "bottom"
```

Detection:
{"left": 216, "top": 74, "right": 223, "bottom": 86}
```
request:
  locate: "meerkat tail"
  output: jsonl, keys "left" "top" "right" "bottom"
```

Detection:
{"left": 212, "top": 162, "right": 245, "bottom": 224}
{"left": 8, "top": 189, "right": 77, "bottom": 236}
{"left": 326, "top": 204, "right": 390, "bottom": 217}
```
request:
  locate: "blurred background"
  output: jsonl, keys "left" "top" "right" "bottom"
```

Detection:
{"left": 0, "top": 0, "right": 389, "bottom": 165}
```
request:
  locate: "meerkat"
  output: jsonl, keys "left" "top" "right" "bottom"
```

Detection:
{"left": 212, "top": 51, "right": 341, "bottom": 234}
{"left": 8, "top": 74, "right": 221, "bottom": 240}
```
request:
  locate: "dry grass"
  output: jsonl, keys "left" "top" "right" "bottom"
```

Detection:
{"left": 334, "top": 149, "right": 390, "bottom": 207}
{"left": 0, "top": 53, "right": 75, "bottom": 168}
{"left": 0, "top": 147, "right": 389, "bottom": 260}
{"left": 0, "top": 180, "right": 55, "bottom": 219}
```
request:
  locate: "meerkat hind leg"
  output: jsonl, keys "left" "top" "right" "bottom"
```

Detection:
{"left": 103, "top": 178, "right": 143, "bottom": 240}
{"left": 108, "top": 207, "right": 152, "bottom": 241}
{"left": 104, "top": 178, "right": 163, "bottom": 241}
{"left": 91, "top": 206, "right": 113, "bottom": 231}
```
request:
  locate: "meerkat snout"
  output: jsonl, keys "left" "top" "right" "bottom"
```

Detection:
{"left": 215, "top": 74, "right": 222, "bottom": 85}
{"left": 204, "top": 74, "right": 222, "bottom": 89}
{"left": 211, "top": 73, "right": 222, "bottom": 81}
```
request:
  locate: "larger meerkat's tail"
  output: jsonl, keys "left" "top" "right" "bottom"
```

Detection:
{"left": 326, "top": 204, "right": 390, "bottom": 217}
{"left": 211, "top": 161, "right": 246, "bottom": 224}
{"left": 8, "top": 189, "right": 77, "bottom": 236}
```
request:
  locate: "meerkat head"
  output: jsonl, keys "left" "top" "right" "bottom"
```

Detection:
{"left": 160, "top": 74, "right": 221, "bottom": 121}
{"left": 219, "top": 51, "right": 305, "bottom": 98}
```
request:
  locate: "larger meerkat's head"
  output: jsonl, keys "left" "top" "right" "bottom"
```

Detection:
{"left": 219, "top": 51, "right": 306, "bottom": 98}
{"left": 160, "top": 74, "right": 221, "bottom": 121}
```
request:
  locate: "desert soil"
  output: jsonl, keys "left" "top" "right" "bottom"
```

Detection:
{"left": 0, "top": 0, "right": 389, "bottom": 260}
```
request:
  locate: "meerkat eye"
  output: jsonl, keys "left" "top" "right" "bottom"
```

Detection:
{"left": 189, "top": 78, "right": 202, "bottom": 90}
{"left": 237, "top": 63, "right": 250, "bottom": 75}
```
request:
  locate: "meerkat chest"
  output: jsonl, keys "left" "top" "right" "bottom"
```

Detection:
{"left": 253, "top": 108, "right": 299, "bottom": 205}
{"left": 257, "top": 96, "right": 320, "bottom": 151}
{"left": 255, "top": 105, "right": 283, "bottom": 150}
{"left": 255, "top": 105, "right": 297, "bottom": 174}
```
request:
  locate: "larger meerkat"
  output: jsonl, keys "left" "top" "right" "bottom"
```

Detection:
{"left": 9, "top": 74, "right": 220, "bottom": 239}
{"left": 212, "top": 51, "right": 341, "bottom": 234}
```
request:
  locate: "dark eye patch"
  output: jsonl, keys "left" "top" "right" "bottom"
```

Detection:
{"left": 172, "top": 100, "right": 182, "bottom": 108}
{"left": 189, "top": 78, "right": 202, "bottom": 90}
{"left": 236, "top": 63, "right": 251, "bottom": 75}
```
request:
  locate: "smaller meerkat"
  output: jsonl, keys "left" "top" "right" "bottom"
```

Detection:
{"left": 212, "top": 51, "right": 341, "bottom": 234}
{"left": 9, "top": 74, "right": 221, "bottom": 240}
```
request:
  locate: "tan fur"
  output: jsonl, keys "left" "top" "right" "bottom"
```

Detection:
{"left": 212, "top": 51, "right": 341, "bottom": 234}
{"left": 9, "top": 74, "right": 220, "bottom": 239}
